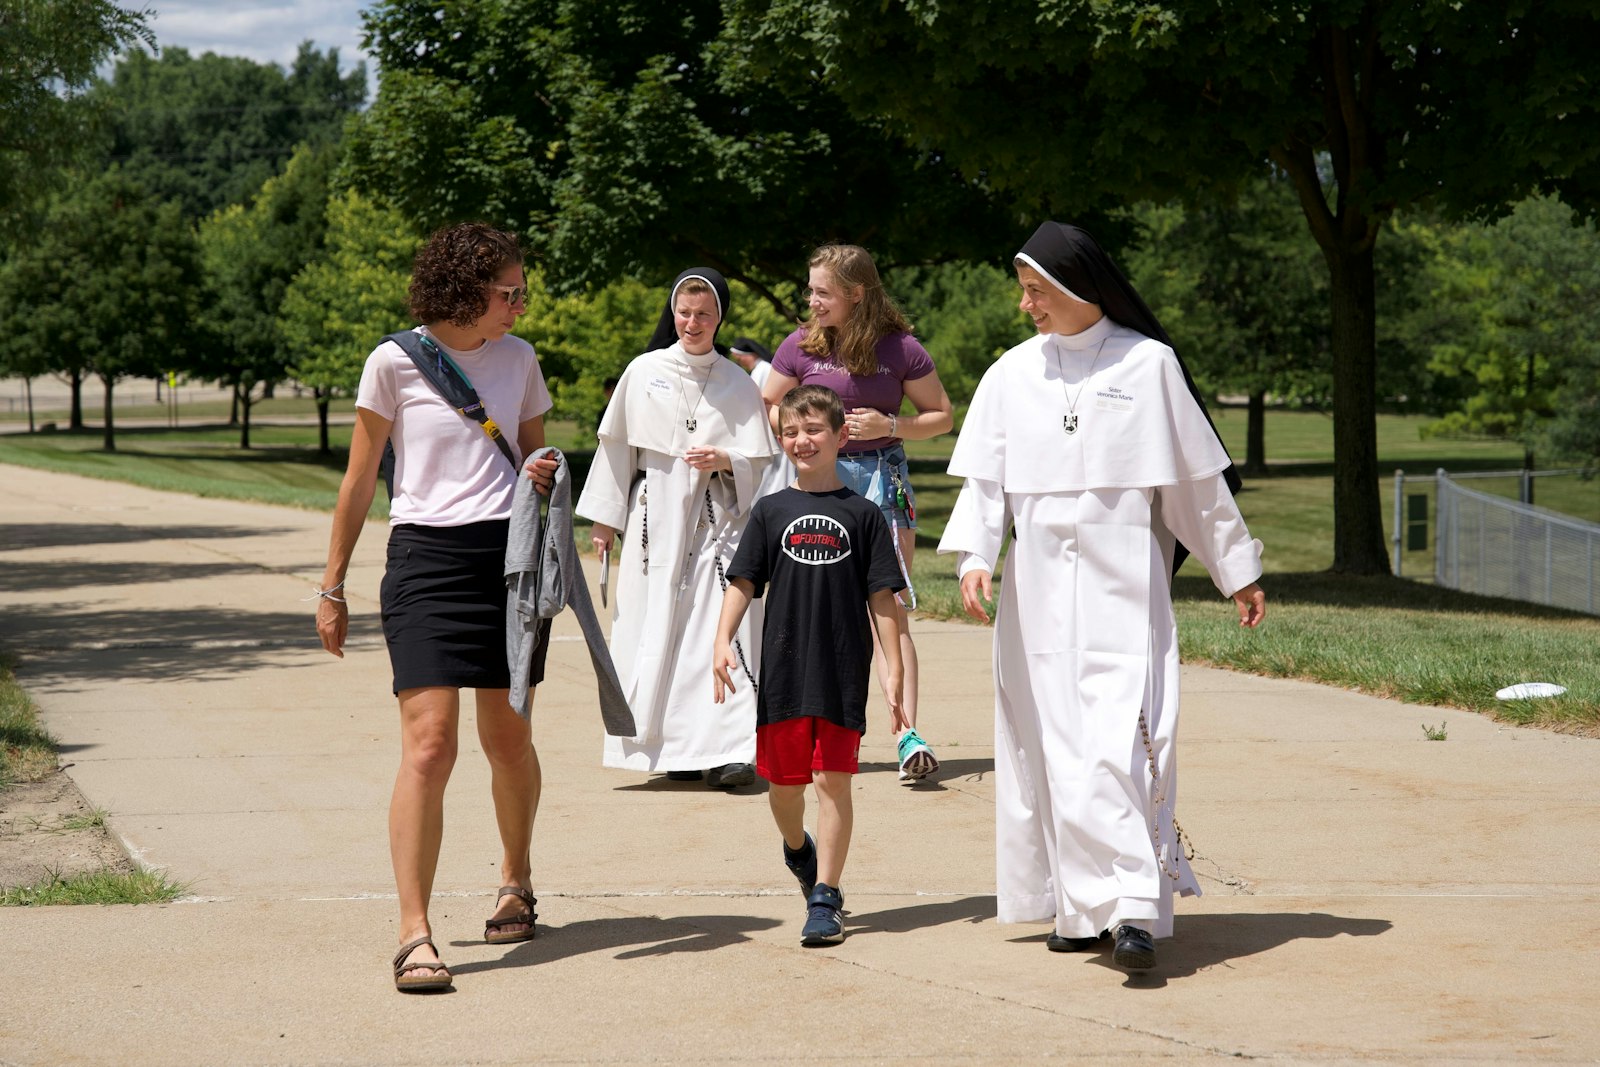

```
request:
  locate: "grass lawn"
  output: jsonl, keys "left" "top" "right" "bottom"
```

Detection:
{"left": 2, "top": 409, "right": 1596, "bottom": 733}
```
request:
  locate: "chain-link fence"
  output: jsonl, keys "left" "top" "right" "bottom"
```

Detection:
{"left": 1434, "top": 471, "right": 1600, "bottom": 615}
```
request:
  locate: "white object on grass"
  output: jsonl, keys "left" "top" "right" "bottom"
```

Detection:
{"left": 1494, "top": 682, "right": 1568, "bottom": 701}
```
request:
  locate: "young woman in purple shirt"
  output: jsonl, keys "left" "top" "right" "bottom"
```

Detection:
{"left": 762, "top": 243, "right": 954, "bottom": 782}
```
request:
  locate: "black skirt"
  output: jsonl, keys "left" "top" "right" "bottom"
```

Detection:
{"left": 380, "top": 520, "right": 550, "bottom": 694}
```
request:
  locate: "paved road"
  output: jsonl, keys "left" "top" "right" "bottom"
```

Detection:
{"left": 1, "top": 462, "right": 1596, "bottom": 1065}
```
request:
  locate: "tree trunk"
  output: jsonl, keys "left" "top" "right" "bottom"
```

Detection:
{"left": 1245, "top": 390, "right": 1267, "bottom": 475}
{"left": 230, "top": 382, "right": 240, "bottom": 425}
{"left": 316, "top": 390, "right": 331, "bottom": 455}
{"left": 1326, "top": 244, "right": 1390, "bottom": 574}
{"left": 240, "top": 388, "right": 253, "bottom": 450}
{"left": 25, "top": 377, "right": 34, "bottom": 434}
{"left": 100, "top": 375, "right": 116, "bottom": 452}
{"left": 69, "top": 369, "right": 83, "bottom": 429}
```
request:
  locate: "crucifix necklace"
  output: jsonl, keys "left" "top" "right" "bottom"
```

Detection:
{"left": 1054, "top": 337, "right": 1107, "bottom": 435}
{"left": 678, "top": 359, "right": 712, "bottom": 433}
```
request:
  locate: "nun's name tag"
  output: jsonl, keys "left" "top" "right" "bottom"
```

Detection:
{"left": 647, "top": 376, "right": 672, "bottom": 397}
{"left": 1095, "top": 388, "right": 1133, "bottom": 413}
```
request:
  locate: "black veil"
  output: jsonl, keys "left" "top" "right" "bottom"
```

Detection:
{"left": 644, "top": 267, "right": 732, "bottom": 355}
{"left": 1017, "top": 222, "right": 1241, "bottom": 497}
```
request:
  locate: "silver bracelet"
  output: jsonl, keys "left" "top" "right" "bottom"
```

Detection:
{"left": 305, "top": 580, "right": 346, "bottom": 604}
{"left": 889, "top": 413, "right": 899, "bottom": 437}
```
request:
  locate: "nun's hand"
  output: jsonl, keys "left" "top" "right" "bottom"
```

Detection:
{"left": 685, "top": 445, "right": 730, "bottom": 472}
{"left": 1233, "top": 582, "right": 1266, "bottom": 628}
{"left": 960, "top": 569, "right": 993, "bottom": 623}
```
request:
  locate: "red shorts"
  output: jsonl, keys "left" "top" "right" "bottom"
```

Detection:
{"left": 756, "top": 717, "right": 861, "bottom": 785}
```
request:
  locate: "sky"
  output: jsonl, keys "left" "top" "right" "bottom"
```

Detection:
{"left": 137, "top": 2, "right": 376, "bottom": 96}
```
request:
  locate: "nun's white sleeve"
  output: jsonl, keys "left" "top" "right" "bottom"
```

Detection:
{"left": 1157, "top": 473, "right": 1263, "bottom": 598}
{"left": 573, "top": 435, "right": 636, "bottom": 532}
{"left": 720, "top": 451, "right": 771, "bottom": 518}
{"left": 938, "top": 476, "right": 1011, "bottom": 577}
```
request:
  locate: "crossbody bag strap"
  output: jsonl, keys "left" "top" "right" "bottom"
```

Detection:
{"left": 384, "top": 330, "right": 520, "bottom": 472}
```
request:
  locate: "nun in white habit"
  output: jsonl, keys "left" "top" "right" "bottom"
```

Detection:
{"left": 937, "top": 223, "right": 1267, "bottom": 971}
{"left": 576, "top": 268, "right": 779, "bottom": 786}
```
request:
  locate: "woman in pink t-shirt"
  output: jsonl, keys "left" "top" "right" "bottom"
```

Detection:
{"left": 762, "top": 243, "right": 954, "bottom": 783}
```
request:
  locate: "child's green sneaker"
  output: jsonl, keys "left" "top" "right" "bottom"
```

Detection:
{"left": 897, "top": 729, "right": 939, "bottom": 782}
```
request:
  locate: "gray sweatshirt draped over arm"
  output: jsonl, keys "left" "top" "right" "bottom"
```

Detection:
{"left": 505, "top": 447, "right": 636, "bottom": 736}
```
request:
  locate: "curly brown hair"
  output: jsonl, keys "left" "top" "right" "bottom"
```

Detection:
{"left": 408, "top": 223, "right": 524, "bottom": 328}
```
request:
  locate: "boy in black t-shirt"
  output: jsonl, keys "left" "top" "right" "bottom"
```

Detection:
{"left": 714, "top": 385, "right": 906, "bottom": 945}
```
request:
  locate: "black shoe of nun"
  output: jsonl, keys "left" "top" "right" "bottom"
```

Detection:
{"left": 1046, "top": 930, "right": 1107, "bottom": 953}
{"left": 665, "top": 770, "right": 703, "bottom": 782}
{"left": 1111, "top": 925, "right": 1156, "bottom": 970}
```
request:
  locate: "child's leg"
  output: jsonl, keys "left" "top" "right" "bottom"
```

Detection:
{"left": 767, "top": 783, "right": 808, "bottom": 851}
{"left": 812, "top": 769, "right": 854, "bottom": 887}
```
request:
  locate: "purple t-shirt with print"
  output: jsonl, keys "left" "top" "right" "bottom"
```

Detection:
{"left": 771, "top": 328, "right": 935, "bottom": 452}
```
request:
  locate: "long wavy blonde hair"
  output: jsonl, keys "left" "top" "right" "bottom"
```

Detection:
{"left": 798, "top": 244, "right": 912, "bottom": 376}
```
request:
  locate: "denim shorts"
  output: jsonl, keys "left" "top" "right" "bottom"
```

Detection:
{"left": 836, "top": 445, "right": 916, "bottom": 530}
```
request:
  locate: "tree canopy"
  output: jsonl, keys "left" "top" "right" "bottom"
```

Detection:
{"left": 726, "top": 0, "right": 1600, "bottom": 573}
{"left": 0, "top": 0, "right": 152, "bottom": 234}
{"left": 0, "top": 172, "right": 202, "bottom": 449}
{"left": 198, "top": 143, "right": 340, "bottom": 447}
{"left": 1421, "top": 194, "right": 1600, "bottom": 467}
{"left": 96, "top": 42, "right": 365, "bottom": 220}
{"left": 344, "top": 0, "right": 1021, "bottom": 312}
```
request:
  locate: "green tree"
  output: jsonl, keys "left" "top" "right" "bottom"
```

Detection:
{"left": 280, "top": 190, "right": 418, "bottom": 452}
{"left": 1422, "top": 195, "right": 1600, "bottom": 470}
{"left": 343, "top": 0, "right": 1017, "bottom": 314}
{"left": 515, "top": 272, "right": 793, "bottom": 431}
{"left": 0, "top": 172, "right": 201, "bottom": 449}
{"left": 1123, "top": 175, "right": 1332, "bottom": 473}
{"left": 96, "top": 43, "right": 365, "bottom": 220}
{"left": 728, "top": 0, "right": 1600, "bottom": 574}
{"left": 197, "top": 143, "right": 339, "bottom": 448}
{"left": 0, "top": 0, "right": 152, "bottom": 234}
{"left": 887, "top": 262, "right": 1032, "bottom": 404}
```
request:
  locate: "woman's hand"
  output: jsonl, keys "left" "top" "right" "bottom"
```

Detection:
{"left": 316, "top": 597, "right": 348, "bottom": 658}
{"left": 685, "top": 445, "right": 730, "bottom": 472}
{"left": 591, "top": 522, "right": 617, "bottom": 554}
{"left": 845, "top": 407, "right": 893, "bottom": 442}
{"left": 523, "top": 454, "right": 559, "bottom": 496}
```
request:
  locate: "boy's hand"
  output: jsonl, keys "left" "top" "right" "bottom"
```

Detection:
{"left": 712, "top": 641, "right": 737, "bottom": 703}
{"left": 885, "top": 673, "right": 908, "bottom": 734}
{"left": 960, "top": 569, "right": 993, "bottom": 623}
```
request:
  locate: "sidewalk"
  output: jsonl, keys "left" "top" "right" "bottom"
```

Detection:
{"left": 1, "top": 462, "right": 1596, "bottom": 1066}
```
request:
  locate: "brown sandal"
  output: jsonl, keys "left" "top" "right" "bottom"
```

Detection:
{"left": 393, "top": 936, "right": 452, "bottom": 992}
{"left": 484, "top": 885, "right": 538, "bottom": 944}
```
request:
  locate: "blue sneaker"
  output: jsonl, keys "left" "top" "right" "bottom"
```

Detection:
{"left": 783, "top": 832, "right": 817, "bottom": 899}
{"left": 801, "top": 883, "right": 845, "bottom": 945}
{"left": 897, "top": 729, "right": 938, "bottom": 782}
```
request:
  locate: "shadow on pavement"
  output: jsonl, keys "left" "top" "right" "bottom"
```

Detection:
{"left": 1060, "top": 910, "right": 1394, "bottom": 988}
{"left": 0, "top": 603, "right": 380, "bottom": 685}
{"left": 447, "top": 912, "right": 784, "bottom": 973}
{"left": 0, "top": 559, "right": 244, "bottom": 594}
{"left": 0, "top": 522, "right": 291, "bottom": 551}
{"left": 846, "top": 895, "right": 996, "bottom": 938}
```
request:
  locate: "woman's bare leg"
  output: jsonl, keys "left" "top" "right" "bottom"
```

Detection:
{"left": 391, "top": 686, "right": 459, "bottom": 974}
{"left": 476, "top": 687, "right": 540, "bottom": 933}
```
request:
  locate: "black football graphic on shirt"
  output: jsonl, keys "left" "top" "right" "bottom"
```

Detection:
{"left": 781, "top": 514, "right": 852, "bottom": 565}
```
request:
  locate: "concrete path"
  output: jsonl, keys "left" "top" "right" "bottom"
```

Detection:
{"left": 1, "top": 462, "right": 1596, "bottom": 1066}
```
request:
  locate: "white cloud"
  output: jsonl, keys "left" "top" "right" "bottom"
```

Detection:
{"left": 142, "top": 1, "right": 375, "bottom": 92}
